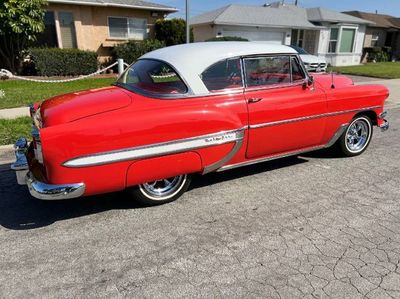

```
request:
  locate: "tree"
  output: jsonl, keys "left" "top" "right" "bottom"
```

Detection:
{"left": 154, "top": 18, "right": 193, "bottom": 46}
{"left": 0, "top": 0, "right": 46, "bottom": 73}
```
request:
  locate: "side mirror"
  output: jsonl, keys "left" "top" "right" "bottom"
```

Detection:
{"left": 308, "top": 76, "right": 314, "bottom": 86}
{"left": 302, "top": 76, "right": 314, "bottom": 90}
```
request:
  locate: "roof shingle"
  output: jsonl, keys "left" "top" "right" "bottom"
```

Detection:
{"left": 343, "top": 11, "right": 400, "bottom": 29}
{"left": 190, "top": 4, "right": 320, "bottom": 29}
{"left": 47, "top": 0, "right": 178, "bottom": 11}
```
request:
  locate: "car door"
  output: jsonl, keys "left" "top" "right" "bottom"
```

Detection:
{"left": 244, "top": 55, "right": 327, "bottom": 159}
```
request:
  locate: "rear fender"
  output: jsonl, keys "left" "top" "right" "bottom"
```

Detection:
{"left": 126, "top": 152, "right": 202, "bottom": 187}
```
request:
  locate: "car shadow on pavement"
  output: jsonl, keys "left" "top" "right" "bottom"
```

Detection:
{"left": 0, "top": 156, "right": 307, "bottom": 230}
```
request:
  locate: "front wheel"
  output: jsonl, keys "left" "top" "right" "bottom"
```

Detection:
{"left": 336, "top": 116, "right": 373, "bottom": 157}
{"left": 131, "top": 174, "right": 191, "bottom": 205}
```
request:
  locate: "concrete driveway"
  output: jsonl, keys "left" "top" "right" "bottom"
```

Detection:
{"left": 0, "top": 107, "right": 399, "bottom": 298}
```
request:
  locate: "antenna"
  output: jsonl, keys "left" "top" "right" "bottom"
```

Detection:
{"left": 331, "top": 71, "right": 335, "bottom": 89}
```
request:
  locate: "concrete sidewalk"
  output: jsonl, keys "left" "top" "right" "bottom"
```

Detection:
{"left": 0, "top": 106, "right": 29, "bottom": 119}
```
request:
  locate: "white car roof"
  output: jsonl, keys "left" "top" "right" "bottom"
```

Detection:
{"left": 140, "top": 42, "right": 297, "bottom": 95}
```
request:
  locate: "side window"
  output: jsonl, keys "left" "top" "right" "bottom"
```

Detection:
{"left": 244, "top": 56, "right": 290, "bottom": 87}
{"left": 200, "top": 58, "right": 243, "bottom": 92}
{"left": 291, "top": 57, "right": 306, "bottom": 81}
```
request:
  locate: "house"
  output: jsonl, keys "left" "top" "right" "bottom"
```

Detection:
{"left": 343, "top": 11, "right": 400, "bottom": 60}
{"left": 38, "top": 0, "right": 178, "bottom": 60}
{"left": 191, "top": 2, "right": 372, "bottom": 66}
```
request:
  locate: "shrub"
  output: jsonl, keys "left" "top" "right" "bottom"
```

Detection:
{"left": 29, "top": 48, "right": 98, "bottom": 76}
{"left": 154, "top": 18, "right": 193, "bottom": 46}
{"left": 113, "top": 39, "right": 165, "bottom": 64}
{"left": 365, "top": 47, "right": 390, "bottom": 63}
{"left": 205, "top": 36, "right": 249, "bottom": 42}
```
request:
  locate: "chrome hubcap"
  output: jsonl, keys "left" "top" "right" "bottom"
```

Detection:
{"left": 346, "top": 119, "right": 370, "bottom": 152}
{"left": 140, "top": 175, "right": 186, "bottom": 200}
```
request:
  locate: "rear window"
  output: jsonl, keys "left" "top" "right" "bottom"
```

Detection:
{"left": 117, "top": 59, "right": 188, "bottom": 95}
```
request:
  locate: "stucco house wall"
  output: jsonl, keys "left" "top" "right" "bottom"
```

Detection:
{"left": 363, "top": 28, "right": 387, "bottom": 47}
{"left": 192, "top": 24, "right": 216, "bottom": 42}
{"left": 44, "top": 2, "right": 175, "bottom": 61}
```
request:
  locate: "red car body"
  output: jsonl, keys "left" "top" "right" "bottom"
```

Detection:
{"left": 12, "top": 42, "right": 389, "bottom": 202}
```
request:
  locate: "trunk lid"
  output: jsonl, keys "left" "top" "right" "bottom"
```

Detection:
{"left": 40, "top": 86, "right": 132, "bottom": 127}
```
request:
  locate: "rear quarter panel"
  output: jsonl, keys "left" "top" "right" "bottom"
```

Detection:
{"left": 40, "top": 91, "right": 248, "bottom": 195}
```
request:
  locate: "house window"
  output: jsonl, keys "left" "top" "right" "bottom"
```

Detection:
{"left": 36, "top": 11, "right": 58, "bottom": 47}
{"left": 108, "top": 17, "right": 147, "bottom": 40}
{"left": 339, "top": 28, "right": 356, "bottom": 53}
{"left": 291, "top": 29, "right": 304, "bottom": 48}
{"left": 371, "top": 32, "right": 379, "bottom": 47}
{"left": 328, "top": 28, "right": 339, "bottom": 53}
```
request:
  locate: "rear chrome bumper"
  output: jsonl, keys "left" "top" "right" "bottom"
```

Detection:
{"left": 11, "top": 138, "right": 85, "bottom": 200}
{"left": 26, "top": 172, "right": 85, "bottom": 200}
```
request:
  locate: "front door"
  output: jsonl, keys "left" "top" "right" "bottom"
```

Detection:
{"left": 244, "top": 55, "right": 327, "bottom": 159}
{"left": 59, "top": 12, "right": 77, "bottom": 48}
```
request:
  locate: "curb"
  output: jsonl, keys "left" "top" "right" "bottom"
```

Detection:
{"left": 0, "top": 144, "right": 15, "bottom": 164}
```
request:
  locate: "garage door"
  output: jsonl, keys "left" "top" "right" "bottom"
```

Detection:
{"left": 222, "top": 29, "right": 284, "bottom": 44}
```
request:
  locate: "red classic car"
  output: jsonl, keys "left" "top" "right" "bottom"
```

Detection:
{"left": 12, "top": 42, "right": 389, "bottom": 205}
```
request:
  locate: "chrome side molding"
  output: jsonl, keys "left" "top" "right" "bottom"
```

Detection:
{"left": 64, "top": 127, "right": 246, "bottom": 168}
{"left": 218, "top": 123, "right": 349, "bottom": 172}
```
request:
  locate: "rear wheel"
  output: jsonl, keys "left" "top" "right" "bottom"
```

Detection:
{"left": 336, "top": 116, "right": 373, "bottom": 157}
{"left": 131, "top": 174, "right": 191, "bottom": 205}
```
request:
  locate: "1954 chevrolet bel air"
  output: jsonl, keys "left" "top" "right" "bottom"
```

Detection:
{"left": 12, "top": 42, "right": 389, "bottom": 205}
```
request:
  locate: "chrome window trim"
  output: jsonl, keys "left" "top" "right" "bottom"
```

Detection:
{"left": 249, "top": 106, "right": 382, "bottom": 129}
{"left": 116, "top": 53, "right": 309, "bottom": 100}
{"left": 63, "top": 127, "right": 246, "bottom": 168}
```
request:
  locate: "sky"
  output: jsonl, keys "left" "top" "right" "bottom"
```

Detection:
{"left": 157, "top": 0, "right": 400, "bottom": 18}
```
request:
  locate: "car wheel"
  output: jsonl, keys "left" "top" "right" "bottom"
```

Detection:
{"left": 132, "top": 174, "right": 191, "bottom": 205}
{"left": 337, "top": 116, "right": 373, "bottom": 157}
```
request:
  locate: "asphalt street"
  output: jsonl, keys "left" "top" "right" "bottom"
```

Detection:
{"left": 0, "top": 107, "right": 399, "bottom": 299}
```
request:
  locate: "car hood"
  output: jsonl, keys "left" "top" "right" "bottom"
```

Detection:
{"left": 40, "top": 86, "right": 132, "bottom": 127}
{"left": 300, "top": 54, "right": 326, "bottom": 64}
{"left": 312, "top": 73, "right": 354, "bottom": 89}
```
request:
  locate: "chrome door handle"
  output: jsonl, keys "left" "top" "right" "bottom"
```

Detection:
{"left": 248, "top": 98, "right": 263, "bottom": 103}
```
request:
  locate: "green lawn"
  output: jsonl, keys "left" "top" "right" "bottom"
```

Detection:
{"left": 331, "top": 62, "right": 400, "bottom": 79}
{"left": 0, "top": 77, "right": 116, "bottom": 109}
{"left": 0, "top": 117, "right": 31, "bottom": 145}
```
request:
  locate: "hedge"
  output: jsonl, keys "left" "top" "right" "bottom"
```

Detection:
{"left": 29, "top": 48, "right": 98, "bottom": 76}
{"left": 206, "top": 36, "right": 249, "bottom": 42}
{"left": 113, "top": 39, "right": 165, "bottom": 65}
{"left": 154, "top": 18, "right": 193, "bottom": 46}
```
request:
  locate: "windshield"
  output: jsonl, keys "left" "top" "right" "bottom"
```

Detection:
{"left": 289, "top": 45, "right": 309, "bottom": 55}
{"left": 116, "top": 59, "right": 188, "bottom": 96}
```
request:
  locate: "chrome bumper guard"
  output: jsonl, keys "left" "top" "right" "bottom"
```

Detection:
{"left": 380, "top": 120, "right": 389, "bottom": 132}
{"left": 10, "top": 138, "right": 29, "bottom": 185}
{"left": 11, "top": 138, "right": 86, "bottom": 200}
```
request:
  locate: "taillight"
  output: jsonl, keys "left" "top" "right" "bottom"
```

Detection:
{"left": 31, "top": 126, "right": 43, "bottom": 164}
